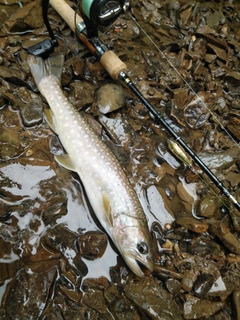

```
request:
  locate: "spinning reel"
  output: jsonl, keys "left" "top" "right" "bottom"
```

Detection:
{"left": 80, "top": 0, "right": 128, "bottom": 35}
{"left": 27, "top": 0, "right": 129, "bottom": 58}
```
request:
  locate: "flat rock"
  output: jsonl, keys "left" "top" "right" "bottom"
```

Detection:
{"left": 96, "top": 83, "right": 125, "bottom": 114}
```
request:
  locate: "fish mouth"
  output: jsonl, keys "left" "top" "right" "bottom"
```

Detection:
{"left": 124, "top": 255, "right": 154, "bottom": 278}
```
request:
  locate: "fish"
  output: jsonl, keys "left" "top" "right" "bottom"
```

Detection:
{"left": 27, "top": 53, "right": 154, "bottom": 277}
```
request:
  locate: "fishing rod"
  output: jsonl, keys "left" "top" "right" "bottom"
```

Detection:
{"left": 27, "top": 0, "right": 240, "bottom": 213}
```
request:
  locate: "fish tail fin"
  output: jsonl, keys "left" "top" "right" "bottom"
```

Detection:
{"left": 27, "top": 53, "right": 64, "bottom": 88}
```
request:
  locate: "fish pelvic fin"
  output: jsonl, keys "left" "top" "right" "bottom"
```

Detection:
{"left": 27, "top": 53, "right": 64, "bottom": 88}
{"left": 102, "top": 194, "right": 113, "bottom": 227}
{"left": 55, "top": 154, "right": 77, "bottom": 172}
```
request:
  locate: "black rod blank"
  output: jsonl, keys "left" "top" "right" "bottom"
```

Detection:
{"left": 118, "top": 71, "right": 240, "bottom": 212}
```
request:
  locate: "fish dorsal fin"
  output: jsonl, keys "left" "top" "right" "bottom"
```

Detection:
{"left": 45, "top": 109, "right": 57, "bottom": 133}
{"left": 54, "top": 154, "right": 77, "bottom": 172}
{"left": 102, "top": 194, "right": 113, "bottom": 227}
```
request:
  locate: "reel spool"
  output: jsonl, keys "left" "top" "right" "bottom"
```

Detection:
{"left": 79, "top": 0, "right": 129, "bottom": 37}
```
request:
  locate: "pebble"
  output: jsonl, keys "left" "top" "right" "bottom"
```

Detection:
{"left": 183, "top": 294, "right": 224, "bottom": 319}
{"left": 96, "top": 83, "right": 125, "bottom": 114}
{"left": 147, "top": 87, "right": 156, "bottom": 96}
{"left": 20, "top": 102, "right": 43, "bottom": 127}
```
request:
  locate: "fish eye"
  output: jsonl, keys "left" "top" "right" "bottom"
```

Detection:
{"left": 137, "top": 242, "right": 148, "bottom": 254}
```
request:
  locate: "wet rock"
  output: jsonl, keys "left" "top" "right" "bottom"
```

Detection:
{"left": 20, "top": 102, "right": 43, "bottom": 127}
{"left": 29, "top": 243, "right": 61, "bottom": 262}
{"left": 183, "top": 294, "right": 224, "bottom": 319}
{"left": 209, "top": 218, "right": 240, "bottom": 254}
{"left": 179, "top": 257, "right": 221, "bottom": 295}
{"left": 49, "top": 135, "right": 63, "bottom": 155}
{"left": 176, "top": 216, "right": 208, "bottom": 234}
{"left": 116, "top": 19, "right": 140, "bottom": 42}
{"left": 181, "top": 268, "right": 198, "bottom": 292}
{"left": 0, "top": 203, "right": 14, "bottom": 221}
{"left": 96, "top": 83, "right": 125, "bottom": 114}
{"left": 0, "top": 3, "right": 21, "bottom": 28}
{"left": 227, "top": 117, "right": 240, "bottom": 140}
{"left": 0, "top": 236, "right": 14, "bottom": 261}
{"left": 188, "top": 237, "right": 222, "bottom": 256}
{"left": 165, "top": 278, "right": 181, "bottom": 294}
{"left": 198, "top": 146, "right": 240, "bottom": 170}
{"left": 61, "top": 64, "right": 73, "bottom": 86}
{"left": 69, "top": 80, "right": 95, "bottom": 110}
{"left": 146, "top": 185, "right": 175, "bottom": 228}
{"left": 137, "top": 80, "right": 165, "bottom": 104}
{"left": 192, "top": 273, "right": 214, "bottom": 298}
{"left": 183, "top": 93, "right": 213, "bottom": 129}
{"left": 125, "top": 275, "right": 183, "bottom": 320}
{"left": 179, "top": 4, "right": 193, "bottom": 27}
{"left": 59, "top": 284, "right": 82, "bottom": 303}
{"left": 197, "top": 193, "right": 219, "bottom": 218}
{"left": 0, "top": 65, "right": 25, "bottom": 83}
{"left": 167, "top": 0, "right": 181, "bottom": 27}
{"left": 176, "top": 181, "right": 195, "bottom": 207}
{"left": 3, "top": 2, "right": 43, "bottom": 33}
{"left": 78, "top": 231, "right": 108, "bottom": 260}
{"left": 82, "top": 284, "right": 109, "bottom": 316}
{"left": 0, "top": 95, "right": 5, "bottom": 109}
{"left": 14, "top": 228, "right": 41, "bottom": 258}
{"left": 85, "top": 58, "right": 106, "bottom": 79}
{"left": 207, "top": 43, "right": 228, "bottom": 62}
{"left": 44, "top": 225, "right": 88, "bottom": 276}
{"left": 165, "top": 68, "right": 183, "bottom": 88}
{"left": 99, "top": 114, "right": 136, "bottom": 146}
{"left": 0, "top": 123, "right": 24, "bottom": 160}
{"left": 225, "top": 70, "right": 240, "bottom": 86}
{"left": 232, "top": 290, "right": 240, "bottom": 320}
{"left": 17, "top": 87, "right": 43, "bottom": 127}
{"left": 110, "top": 299, "right": 142, "bottom": 319}
{"left": 65, "top": 55, "right": 84, "bottom": 79}
{"left": 39, "top": 176, "right": 72, "bottom": 225}
{"left": 3, "top": 264, "right": 58, "bottom": 319}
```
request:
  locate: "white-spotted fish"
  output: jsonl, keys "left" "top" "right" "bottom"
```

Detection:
{"left": 27, "top": 53, "right": 154, "bottom": 277}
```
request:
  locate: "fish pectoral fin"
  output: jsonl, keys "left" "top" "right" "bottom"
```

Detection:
{"left": 45, "top": 109, "right": 57, "bottom": 133}
{"left": 102, "top": 194, "right": 113, "bottom": 227}
{"left": 54, "top": 154, "right": 77, "bottom": 172}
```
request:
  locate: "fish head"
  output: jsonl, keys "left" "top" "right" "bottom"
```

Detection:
{"left": 116, "top": 223, "right": 155, "bottom": 277}
{"left": 102, "top": 193, "right": 154, "bottom": 277}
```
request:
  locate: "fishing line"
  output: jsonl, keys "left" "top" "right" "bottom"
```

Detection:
{"left": 129, "top": 12, "right": 240, "bottom": 149}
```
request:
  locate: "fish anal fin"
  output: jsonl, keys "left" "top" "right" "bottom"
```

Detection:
{"left": 55, "top": 154, "right": 77, "bottom": 172}
{"left": 102, "top": 194, "right": 113, "bottom": 227}
{"left": 45, "top": 109, "right": 57, "bottom": 133}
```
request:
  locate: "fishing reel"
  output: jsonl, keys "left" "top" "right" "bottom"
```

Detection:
{"left": 79, "top": 0, "right": 129, "bottom": 36}
{"left": 27, "top": 0, "right": 129, "bottom": 58}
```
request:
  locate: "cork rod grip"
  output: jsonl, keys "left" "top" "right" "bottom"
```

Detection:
{"left": 49, "top": 0, "right": 83, "bottom": 32}
{"left": 100, "top": 50, "right": 127, "bottom": 80}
